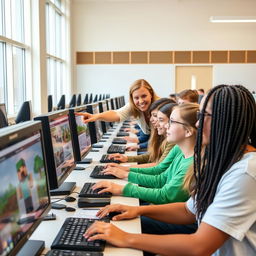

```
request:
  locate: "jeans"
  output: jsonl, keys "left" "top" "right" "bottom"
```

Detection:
{"left": 141, "top": 216, "right": 198, "bottom": 256}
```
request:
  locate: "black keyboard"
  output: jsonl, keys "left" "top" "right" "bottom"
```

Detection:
{"left": 112, "top": 138, "right": 127, "bottom": 144}
{"left": 90, "top": 165, "right": 116, "bottom": 179}
{"left": 46, "top": 250, "right": 103, "bottom": 256}
{"left": 99, "top": 154, "right": 120, "bottom": 164}
{"left": 79, "top": 182, "right": 112, "bottom": 198}
{"left": 107, "top": 144, "right": 126, "bottom": 154}
{"left": 51, "top": 217, "right": 109, "bottom": 252}
{"left": 116, "top": 132, "right": 129, "bottom": 137}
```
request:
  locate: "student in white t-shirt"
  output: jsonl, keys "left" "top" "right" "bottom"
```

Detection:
{"left": 84, "top": 84, "right": 256, "bottom": 256}
{"left": 76, "top": 79, "right": 159, "bottom": 135}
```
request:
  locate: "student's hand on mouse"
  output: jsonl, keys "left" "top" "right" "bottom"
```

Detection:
{"left": 92, "top": 181, "right": 124, "bottom": 195}
{"left": 75, "top": 112, "right": 98, "bottom": 123}
{"left": 126, "top": 145, "right": 139, "bottom": 151}
{"left": 96, "top": 204, "right": 139, "bottom": 220}
{"left": 84, "top": 221, "right": 130, "bottom": 247}
{"left": 102, "top": 167, "right": 129, "bottom": 179}
{"left": 109, "top": 154, "right": 128, "bottom": 163}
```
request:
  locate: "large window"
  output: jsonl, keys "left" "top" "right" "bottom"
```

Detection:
{"left": 46, "top": 0, "right": 69, "bottom": 106}
{"left": 0, "top": 0, "right": 31, "bottom": 115}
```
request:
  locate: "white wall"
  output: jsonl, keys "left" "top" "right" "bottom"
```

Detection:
{"left": 76, "top": 64, "right": 175, "bottom": 101}
{"left": 76, "top": 64, "right": 256, "bottom": 100}
{"left": 72, "top": 0, "right": 256, "bottom": 96}
{"left": 72, "top": 0, "right": 256, "bottom": 51}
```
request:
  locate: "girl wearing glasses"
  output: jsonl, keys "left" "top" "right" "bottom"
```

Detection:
{"left": 92, "top": 103, "right": 199, "bottom": 206}
{"left": 107, "top": 100, "right": 177, "bottom": 168}
{"left": 84, "top": 85, "right": 256, "bottom": 256}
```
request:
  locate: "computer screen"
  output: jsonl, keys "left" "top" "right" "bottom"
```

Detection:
{"left": 69, "top": 106, "right": 92, "bottom": 161}
{"left": 49, "top": 115, "right": 74, "bottom": 184}
{"left": 92, "top": 104, "right": 103, "bottom": 142}
{"left": 0, "top": 103, "right": 8, "bottom": 128}
{"left": 0, "top": 122, "right": 50, "bottom": 256}
{"left": 15, "top": 101, "right": 32, "bottom": 124}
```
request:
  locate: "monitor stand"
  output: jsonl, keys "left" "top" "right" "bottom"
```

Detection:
{"left": 17, "top": 240, "right": 45, "bottom": 256}
{"left": 50, "top": 181, "right": 76, "bottom": 196}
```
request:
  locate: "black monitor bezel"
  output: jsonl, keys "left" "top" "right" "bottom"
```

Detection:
{"left": 69, "top": 105, "right": 92, "bottom": 162}
{"left": 0, "top": 121, "right": 51, "bottom": 256}
{"left": 34, "top": 109, "right": 75, "bottom": 189}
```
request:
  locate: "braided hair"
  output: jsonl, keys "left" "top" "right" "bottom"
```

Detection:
{"left": 194, "top": 85, "right": 256, "bottom": 222}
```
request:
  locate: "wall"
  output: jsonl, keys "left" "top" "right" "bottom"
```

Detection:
{"left": 72, "top": 0, "right": 256, "bottom": 96}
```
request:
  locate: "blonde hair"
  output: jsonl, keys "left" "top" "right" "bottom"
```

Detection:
{"left": 129, "top": 79, "right": 159, "bottom": 118}
{"left": 178, "top": 89, "right": 199, "bottom": 103}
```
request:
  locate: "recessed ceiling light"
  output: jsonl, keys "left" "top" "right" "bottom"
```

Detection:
{"left": 210, "top": 16, "right": 256, "bottom": 23}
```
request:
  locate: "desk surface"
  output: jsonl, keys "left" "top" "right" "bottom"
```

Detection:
{"left": 30, "top": 122, "right": 143, "bottom": 256}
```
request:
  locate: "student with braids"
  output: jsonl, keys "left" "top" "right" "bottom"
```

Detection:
{"left": 91, "top": 103, "right": 199, "bottom": 205}
{"left": 108, "top": 99, "right": 176, "bottom": 167}
{"left": 84, "top": 85, "right": 256, "bottom": 256}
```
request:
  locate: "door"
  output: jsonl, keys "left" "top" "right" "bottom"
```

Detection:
{"left": 175, "top": 66, "right": 213, "bottom": 93}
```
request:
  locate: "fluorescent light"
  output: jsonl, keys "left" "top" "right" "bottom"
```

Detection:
{"left": 210, "top": 16, "right": 256, "bottom": 23}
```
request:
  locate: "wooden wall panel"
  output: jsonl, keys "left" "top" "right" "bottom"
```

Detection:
{"left": 247, "top": 51, "right": 256, "bottom": 63}
{"left": 229, "top": 51, "right": 245, "bottom": 63}
{"left": 113, "top": 52, "right": 130, "bottom": 64}
{"left": 76, "top": 50, "right": 256, "bottom": 64}
{"left": 131, "top": 52, "right": 148, "bottom": 64}
{"left": 77, "top": 52, "right": 94, "bottom": 64}
{"left": 174, "top": 51, "right": 191, "bottom": 63}
{"left": 95, "top": 52, "right": 111, "bottom": 64}
{"left": 149, "top": 51, "right": 173, "bottom": 63}
{"left": 211, "top": 51, "right": 228, "bottom": 63}
{"left": 193, "top": 51, "right": 210, "bottom": 63}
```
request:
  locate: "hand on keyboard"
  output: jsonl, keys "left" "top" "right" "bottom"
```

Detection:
{"left": 123, "top": 136, "right": 139, "bottom": 143}
{"left": 102, "top": 166, "right": 129, "bottom": 179}
{"left": 84, "top": 221, "right": 130, "bottom": 248}
{"left": 92, "top": 181, "right": 124, "bottom": 196}
{"left": 96, "top": 204, "right": 139, "bottom": 221}
{"left": 108, "top": 153, "right": 128, "bottom": 163}
{"left": 126, "top": 145, "right": 139, "bottom": 151}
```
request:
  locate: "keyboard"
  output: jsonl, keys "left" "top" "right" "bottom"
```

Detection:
{"left": 112, "top": 138, "right": 127, "bottom": 144}
{"left": 51, "top": 217, "right": 109, "bottom": 252}
{"left": 79, "top": 182, "right": 112, "bottom": 198}
{"left": 107, "top": 144, "right": 126, "bottom": 154}
{"left": 46, "top": 250, "right": 103, "bottom": 256}
{"left": 99, "top": 154, "right": 120, "bottom": 164}
{"left": 90, "top": 165, "right": 116, "bottom": 179}
{"left": 116, "top": 132, "right": 129, "bottom": 137}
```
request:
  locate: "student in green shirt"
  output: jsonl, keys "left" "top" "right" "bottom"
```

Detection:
{"left": 92, "top": 103, "right": 199, "bottom": 205}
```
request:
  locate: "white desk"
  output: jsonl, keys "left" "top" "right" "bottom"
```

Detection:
{"left": 30, "top": 122, "right": 143, "bottom": 256}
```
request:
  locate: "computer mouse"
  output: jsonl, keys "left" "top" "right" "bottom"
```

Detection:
{"left": 65, "top": 196, "right": 76, "bottom": 202}
{"left": 65, "top": 207, "right": 76, "bottom": 212}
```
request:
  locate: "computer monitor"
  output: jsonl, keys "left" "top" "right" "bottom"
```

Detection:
{"left": 76, "top": 94, "right": 82, "bottom": 106}
{"left": 0, "top": 103, "right": 8, "bottom": 128}
{"left": 34, "top": 110, "right": 76, "bottom": 195}
{"left": 83, "top": 94, "right": 89, "bottom": 105}
{"left": 0, "top": 121, "right": 51, "bottom": 256}
{"left": 102, "top": 94, "right": 106, "bottom": 100}
{"left": 110, "top": 98, "right": 116, "bottom": 110}
{"left": 93, "top": 95, "right": 98, "bottom": 103}
{"left": 115, "top": 97, "right": 120, "bottom": 109}
{"left": 48, "top": 95, "right": 53, "bottom": 112}
{"left": 69, "top": 94, "right": 76, "bottom": 108}
{"left": 15, "top": 101, "right": 32, "bottom": 124}
{"left": 106, "top": 94, "right": 110, "bottom": 99}
{"left": 69, "top": 106, "right": 92, "bottom": 162}
{"left": 86, "top": 103, "right": 103, "bottom": 144}
{"left": 98, "top": 101, "right": 110, "bottom": 133}
{"left": 98, "top": 94, "right": 102, "bottom": 101}
{"left": 89, "top": 93, "right": 93, "bottom": 104}
{"left": 57, "top": 95, "right": 65, "bottom": 110}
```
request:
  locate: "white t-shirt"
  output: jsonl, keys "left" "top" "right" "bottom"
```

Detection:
{"left": 187, "top": 152, "right": 256, "bottom": 256}
{"left": 115, "top": 103, "right": 150, "bottom": 134}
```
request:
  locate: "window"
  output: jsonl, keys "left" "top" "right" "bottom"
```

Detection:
{"left": 46, "top": 0, "right": 69, "bottom": 106}
{"left": 0, "top": 0, "right": 31, "bottom": 115}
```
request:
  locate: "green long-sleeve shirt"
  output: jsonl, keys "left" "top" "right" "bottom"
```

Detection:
{"left": 123, "top": 145, "right": 193, "bottom": 204}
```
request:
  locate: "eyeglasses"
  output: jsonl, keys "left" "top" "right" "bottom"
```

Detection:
{"left": 168, "top": 119, "right": 188, "bottom": 128}
{"left": 196, "top": 110, "right": 212, "bottom": 120}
